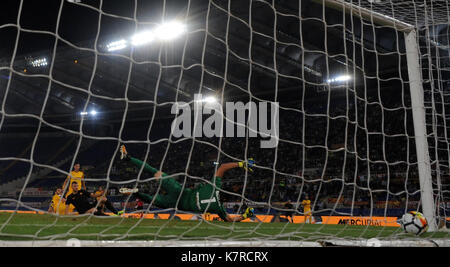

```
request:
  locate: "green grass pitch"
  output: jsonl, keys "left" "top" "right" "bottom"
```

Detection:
{"left": 0, "top": 213, "right": 448, "bottom": 241}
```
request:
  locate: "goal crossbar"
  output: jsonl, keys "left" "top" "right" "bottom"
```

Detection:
{"left": 313, "top": 0, "right": 414, "bottom": 32}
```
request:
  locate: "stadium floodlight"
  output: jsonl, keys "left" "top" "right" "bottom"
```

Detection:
{"left": 327, "top": 75, "right": 351, "bottom": 84}
{"left": 131, "top": 31, "right": 155, "bottom": 46}
{"left": 129, "top": 21, "right": 187, "bottom": 47}
{"left": 79, "top": 110, "right": 98, "bottom": 118}
{"left": 154, "top": 21, "right": 187, "bottom": 41}
{"left": 196, "top": 96, "right": 218, "bottom": 104}
{"left": 31, "top": 58, "right": 48, "bottom": 67}
{"left": 203, "top": 96, "right": 218, "bottom": 104}
{"left": 107, "top": 39, "right": 127, "bottom": 52}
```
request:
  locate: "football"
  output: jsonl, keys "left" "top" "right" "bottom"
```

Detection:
{"left": 400, "top": 211, "right": 428, "bottom": 235}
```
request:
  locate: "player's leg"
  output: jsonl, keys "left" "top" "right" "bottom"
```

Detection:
{"left": 154, "top": 171, "right": 183, "bottom": 199}
{"left": 67, "top": 204, "right": 76, "bottom": 213}
{"left": 58, "top": 205, "right": 67, "bottom": 215}
{"left": 120, "top": 145, "right": 167, "bottom": 176}
{"left": 128, "top": 156, "right": 167, "bottom": 176}
{"left": 305, "top": 212, "right": 312, "bottom": 223}
{"left": 120, "top": 189, "right": 176, "bottom": 209}
{"left": 119, "top": 146, "right": 186, "bottom": 209}
{"left": 120, "top": 145, "right": 185, "bottom": 198}
{"left": 97, "top": 196, "right": 122, "bottom": 216}
{"left": 104, "top": 200, "right": 117, "bottom": 214}
{"left": 85, "top": 207, "right": 98, "bottom": 215}
{"left": 121, "top": 171, "right": 183, "bottom": 198}
{"left": 285, "top": 213, "right": 292, "bottom": 223}
{"left": 88, "top": 199, "right": 106, "bottom": 216}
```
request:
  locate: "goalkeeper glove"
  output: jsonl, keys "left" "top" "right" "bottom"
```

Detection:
{"left": 238, "top": 158, "right": 255, "bottom": 172}
{"left": 242, "top": 207, "right": 254, "bottom": 219}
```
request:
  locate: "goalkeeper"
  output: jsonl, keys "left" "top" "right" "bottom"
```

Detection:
{"left": 118, "top": 145, "right": 254, "bottom": 222}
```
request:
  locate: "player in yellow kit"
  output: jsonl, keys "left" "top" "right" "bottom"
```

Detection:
{"left": 48, "top": 188, "right": 66, "bottom": 215}
{"left": 302, "top": 195, "right": 313, "bottom": 223}
{"left": 62, "top": 163, "right": 85, "bottom": 213}
{"left": 63, "top": 163, "right": 86, "bottom": 196}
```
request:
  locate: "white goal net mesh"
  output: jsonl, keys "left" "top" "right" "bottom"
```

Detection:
{"left": 0, "top": 0, "right": 449, "bottom": 246}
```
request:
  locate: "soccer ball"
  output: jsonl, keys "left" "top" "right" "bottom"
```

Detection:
{"left": 400, "top": 211, "right": 428, "bottom": 235}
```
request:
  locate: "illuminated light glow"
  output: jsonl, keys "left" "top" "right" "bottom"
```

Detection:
{"left": 154, "top": 21, "right": 187, "bottom": 41}
{"left": 327, "top": 75, "right": 352, "bottom": 84}
{"left": 131, "top": 31, "right": 155, "bottom": 46}
{"left": 31, "top": 58, "right": 48, "bottom": 67}
{"left": 196, "top": 96, "right": 218, "bottom": 104}
{"left": 107, "top": 39, "right": 127, "bottom": 52}
{"left": 127, "top": 21, "right": 187, "bottom": 48}
{"left": 203, "top": 96, "right": 218, "bottom": 104}
{"left": 80, "top": 110, "right": 98, "bottom": 116}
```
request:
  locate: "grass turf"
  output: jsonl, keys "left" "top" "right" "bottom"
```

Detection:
{"left": 0, "top": 213, "right": 448, "bottom": 241}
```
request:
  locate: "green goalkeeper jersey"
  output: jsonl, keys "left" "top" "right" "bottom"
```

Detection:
{"left": 127, "top": 156, "right": 228, "bottom": 220}
{"left": 181, "top": 177, "right": 228, "bottom": 221}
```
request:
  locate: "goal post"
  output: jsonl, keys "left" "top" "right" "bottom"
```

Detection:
{"left": 404, "top": 29, "right": 437, "bottom": 232}
{"left": 316, "top": 0, "right": 439, "bottom": 231}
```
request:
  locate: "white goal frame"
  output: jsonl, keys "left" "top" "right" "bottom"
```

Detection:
{"left": 317, "top": 0, "right": 438, "bottom": 231}
{"left": 1, "top": 0, "right": 448, "bottom": 247}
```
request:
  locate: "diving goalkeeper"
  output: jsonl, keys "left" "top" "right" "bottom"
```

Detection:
{"left": 118, "top": 145, "right": 254, "bottom": 222}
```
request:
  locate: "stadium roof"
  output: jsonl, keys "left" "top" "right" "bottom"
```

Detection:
{"left": 0, "top": 0, "right": 448, "bottom": 136}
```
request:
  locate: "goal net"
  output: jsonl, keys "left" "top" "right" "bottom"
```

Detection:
{"left": 0, "top": 0, "right": 450, "bottom": 247}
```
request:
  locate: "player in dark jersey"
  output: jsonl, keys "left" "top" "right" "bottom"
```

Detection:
{"left": 283, "top": 200, "right": 295, "bottom": 223}
{"left": 93, "top": 186, "right": 125, "bottom": 216}
{"left": 118, "top": 145, "right": 254, "bottom": 222}
{"left": 65, "top": 182, "right": 123, "bottom": 216}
